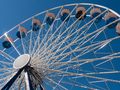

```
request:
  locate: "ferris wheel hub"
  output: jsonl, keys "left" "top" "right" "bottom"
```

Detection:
{"left": 13, "top": 54, "right": 30, "bottom": 69}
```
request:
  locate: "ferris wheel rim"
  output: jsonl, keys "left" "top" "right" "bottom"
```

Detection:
{"left": 0, "top": 3, "right": 120, "bottom": 40}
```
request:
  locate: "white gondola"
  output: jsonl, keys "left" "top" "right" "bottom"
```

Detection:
{"left": 116, "top": 23, "right": 120, "bottom": 35}
{"left": 76, "top": 6, "right": 86, "bottom": 20}
{"left": 46, "top": 13, "right": 55, "bottom": 25}
{"left": 61, "top": 9, "right": 70, "bottom": 21}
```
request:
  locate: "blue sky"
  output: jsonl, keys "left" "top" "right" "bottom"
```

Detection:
{"left": 0, "top": 0, "right": 120, "bottom": 89}
{"left": 0, "top": 0, "right": 120, "bottom": 36}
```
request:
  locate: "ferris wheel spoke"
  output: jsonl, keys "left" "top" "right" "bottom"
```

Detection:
{"left": 43, "top": 78, "right": 53, "bottom": 89}
{"left": 45, "top": 66, "right": 120, "bottom": 77}
{"left": 85, "top": 74, "right": 120, "bottom": 84}
{"left": 4, "top": 33, "right": 21, "bottom": 56}
{"left": 0, "top": 71, "right": 15, "bottom": 79}
{"left": 44, "top": 77, "right": 60, "bottom": 90}
{"left": 46, "top": 76, "right": 68, "bottom": 90}
{"left": 31, "top": 12, "right": 48, "bottom": 55}
{"left": 60, "top": 80, "right": 98, "bottom": 90}
{"left": 70, "top": 78, "right": 99, "bottom": 90}
{"left": 19, "top": 37, "right": 29, "bottom": 53}
{"left": 79, "top": 43, "right": 109, "bottom": 56}
{"left": 0, "top": 75, "right": 15, "bottom": 87}
{"left": 33, "top": 4, "right": 83, "bottom": 57}
{"left": 20, "top": 37, "right": 26, "bottom": 54}
{"left": 0, "top": 68, "right": 14, "bottom": 73}
{"left": 90, "top": 22, "right": 101, "bottom": 43}
{"left": 42, "top": 21, "right": 69, "bottom": 54}
{"left": 0, "top": 61, "right": 12, "bottom": 67}
{"left": 47, "top": 9, "right": 107, "bottom": 50}
{"left": 45, "top": 68, "right": 120, "bottom": 84}
{"left": 90, "top": 80, "right": 108, "bottom": 84}
{"left": 43, "top": 79, "right": 60, "bottom": 90}
{"left": 57, "top": 55, "right": 120, "bottom": 72}
{"left": 95, "top": 58, "right": 113, "bottom": 67}
{"left": 29, "top": 30, "right": 39, "bottom": 55}
{"left": 51, "top": 20, "right": 95, "bottom": 55}
{"left": 28, "top": 29, "right": 33, "bottom": 55}
{"left": 87, "top": 80, "right": 108, "bottom": 90}
{"left": 32, "top": 6, "right": 64, "bottom": 55}
{"left": 32, "top": 20, "right": 83, "bottom": 64}
{"left": 74, "top": 21, "right": 95, "bottom": 45}
{"left": 89, "top": 80, "right": 111, "bottom": 90}
{"left": 41, "top": 81, "right": 50, "bottom": 90}
{"left": 83, "top": 71, "right": 120, "bottom": 75}
{"left": 52, "top": 28, "right": 119, "bottom": 62}
{"left": 33, "top": 5, "right": 93, "bottom": 58}
{"left": 37, "top": 8, "right": 107, "bottom": 56}
{"left": 48, "top": 53, "right": 120, "bottom": 71}
{"left": 31, "top": 27, "right": 42, "bottom": 55}
{"left": 47, "top": 19, "right": 88, "bottom": 57}
{"left": 46, "top": 77, "right": 70, "bottom": 90}
{"left": 36, "top": 11, "right": 111, "bottom": 61}
{"left": 89, "top": 80, "right": 113, "bottom": 90}
{"left": 92, "top": 23, "right": 116, "bottom": 70}
{"left": 32, "top": 41, "right": 118, "bottom": 68}
{"left": 18, "top": 26, "right": 26, "bottom": 54}
{"left": 0, "top": 50, "right": 15, "bottom": 61}
{"left": 40, "top": 51, "right": 120, "bottom": 71}
{"left": 33, "top": 20, "right": 96, "bottom": 63}
{"left": 47, "top": 37, "right": 118, "bottom": 66}
{"left": 77, "top": 18, "right": 120, "bottom": 49}
{"left": 42, "top": 25, "right": 102, "bottom": 59}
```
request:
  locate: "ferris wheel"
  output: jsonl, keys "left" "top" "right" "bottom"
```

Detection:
{"left": 0, "top": 3, "right": 120, "bottom": 90}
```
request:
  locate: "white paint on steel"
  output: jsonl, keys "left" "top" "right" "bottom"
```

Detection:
{"left": 13, "top": 54, "right": 30, "bottom": 69}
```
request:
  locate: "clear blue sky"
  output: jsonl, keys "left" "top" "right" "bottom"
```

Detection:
{"left": 0, "top": 0, "right": 120, "bottom": 36}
